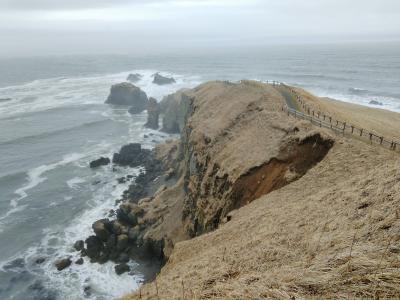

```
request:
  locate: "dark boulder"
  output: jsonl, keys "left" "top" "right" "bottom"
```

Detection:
{"left": 97, "top": 251, "right": 109, "bottom": 264}
{"left": 128, "top": 226, "right": 141, "bottom": 242}
{"left": 73, "top": 240, "right": 85, "bottom": 252}
{"left": 117, "top": 253, "right": 130, "bottom": 263}
{"left": 35, "top": 257, "right": 46, "bottom": 265}
{"left": 92, "top": 219, "right": 112, "bottom": 242}
{"left": 115, "top": 263, "right": 130, "bottom": 275}
{"left": 85, "top": 236, "right": 104, "bottom": 260}
{"left": 126, "top": 73, "right": 142, "bottom": 83}
{"left": 105, "top": 83, "right": 148, "bottom": 112}
{"left": 116, "top": 234, "right": 129, "bottom": 251}
{"left": 145, "top": 97, "right": 160, "bottom": 130}
{"left": 106, "top": 234, "right": 117, "bottom": 250}
{"left": 112, "top": 143, "right": 152, "bottom": 167}
{"left": 117, "top": 204, "right": 139, "bottom": 226}
{"left": 152, "top": 73, "right": 176, "bottom": 85}
{"left": 83, "top": 286, "right": 92, "bottom": 297}
{"left": 75, "top": 258, "right": 84, "bottom": 265}
{"left": 55, "top": 258, "right": 72, "bottom": 271}
{"left": 89, "top": 157, "right": 110, "bottom": 168}
{"left": 111, "top": 221, "right": 123, "bottom": 235}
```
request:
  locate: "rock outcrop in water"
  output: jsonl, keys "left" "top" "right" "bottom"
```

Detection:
{"left": 112, "top": 143, "right": 152, "bottom": 167}
{"left": 106, "top": 83, "right": 148, "bottom": 112}
{"left": 89, "top": 157, "right": 110, "bottom": 168}
{"left": 369, "top": 100, "right": 383, "bottom": 106}
{"left": 55, "top": 258, "right": 72, "bottom": 271}
{"left": 145, "top": 98, "right": 160, "bottom": 130}
{"left": 126, "top": 73, "right": 142, "bottom": 83}
{"left": 152, "top": 73, "right": 176, "bottom": 85}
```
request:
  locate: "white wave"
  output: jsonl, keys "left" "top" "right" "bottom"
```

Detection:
{"left": 32, "top": 166, "right": 143, "bottom": 299}
{"left": 0, "top": 69, "right": 202, "bottom": 120}
{"left": 66, "top": 177, "right": 86, "bottom": 190}
{"left": 0, "top": 153, "right": 85, "bottom": 228}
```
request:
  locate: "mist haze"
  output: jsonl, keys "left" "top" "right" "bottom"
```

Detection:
{"left": 1, "top": 0, "right": 400, "bottom": 57}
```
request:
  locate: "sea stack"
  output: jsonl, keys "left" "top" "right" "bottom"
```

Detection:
{"left": 145, "top": 98, "right": 160, "bottom": 130}
{"left": 106, "top": 83, "right": 148, "bottom": 113}
{"left": 152, "top": 73, "right": 176, "bottom": 85}
{"left": 126, "top": 73, "right": 142, "bottom": 83}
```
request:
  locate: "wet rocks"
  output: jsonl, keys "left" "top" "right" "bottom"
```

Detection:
{"left": 128, "top": 226, "right": 141, "bottom": 241}
{"left": 145, "top": 97, "right": 160, "bottom": 130}
{"left": 112, "top": 143, "right": 152, "bottom": 167}
{"left": 35, "top": 257, "right": 46, "bottom": 265}
{"left": 74, "top": 240, "right": 85, "bottom": 252}
{"left": 89, "top": 157, "right": 110, "bottom": 168}
{"left": 106, "top": 83, "right": 148, "bottom": 112}
{"left": 369, "top": 100, "right": 383, "bottom": 106}
{"left": 115, "top": 263, "right": 130, "bottom": 275}
{"left": 55, "top": 258, "right": 72, "bottom": 271}
{"left": 116, "top": 234, "right": 129, "bottom": 251}
{"left": 75, "top": 258, "right": 84, "bottom": 265}
{"left": 127, "top": 73, "right": 142, "bottom": 83}
{"left": 92, "top": 219, "right": 112, "bottom": 242}
{"left": 80, "top": 143, "right": 166, "bottom": 274}
{"left": 85, "top": 236, "right": 104, "bottom": 260}
{"left": 153, "top": 73, "right": 176, "bottom": 85}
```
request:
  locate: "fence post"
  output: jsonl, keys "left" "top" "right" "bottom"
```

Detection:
{"left": 329, "top": 117, "right": 332, "bottom": 123}
{"left": 351, "top": 126, "right": 354, "bottom": 134}
{"left": 380, "top": 137, "right": 383, "bottom": 145}
{"left": 360, "top": 129, "right": 363, "bottom": 137}
{"left": 369, "top": 133, "right": 373, "bottom": 143}
{"left": 343, "top": 122, "right": 346, "bottom": 131}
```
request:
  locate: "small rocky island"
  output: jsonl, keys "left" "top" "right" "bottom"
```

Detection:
{"left": 126, "top": 73, "right": 142, "bottom": 83}
{"left": 106, "top": 82, "right": 148, "bottom": 112}
{"left": 152, "top": 73, "right": 176, "bottom": 85}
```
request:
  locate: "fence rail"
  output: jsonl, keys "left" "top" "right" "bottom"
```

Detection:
{"left": 275, "top": 83, "right": 400, "bottom": 153}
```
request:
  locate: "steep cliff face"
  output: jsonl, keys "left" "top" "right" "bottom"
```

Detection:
{"left": 177, "top": 81, "right": 334, "bottom": 236}
{"left": 160, "top": 89, "right": 192, "bottom": 133}
{"left": 131, "top": 81, "right": 335, "bottom": 256}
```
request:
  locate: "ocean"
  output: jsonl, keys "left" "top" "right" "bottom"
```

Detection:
{"left": 0, "top": 43, "right": 399, "bottom": 300}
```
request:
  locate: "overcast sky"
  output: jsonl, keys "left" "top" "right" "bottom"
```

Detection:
{"left": 1, "top": 0, "right": 400, "bottom": 57}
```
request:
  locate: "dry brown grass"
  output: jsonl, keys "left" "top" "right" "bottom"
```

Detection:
{"left": 122, "top": 84, "right": 400, "bottom": 300}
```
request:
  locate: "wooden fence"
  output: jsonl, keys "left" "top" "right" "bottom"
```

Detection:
{"left": 276, "top": 83, "right": 400, "bottom": 153}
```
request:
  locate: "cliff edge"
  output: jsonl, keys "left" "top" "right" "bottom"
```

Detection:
{"left": 121, "top": 80, "right": 399, "bottom": 299}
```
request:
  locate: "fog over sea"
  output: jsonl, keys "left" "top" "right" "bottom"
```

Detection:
{"left": 0, "top": 43, "right": 399, "bottom": 300}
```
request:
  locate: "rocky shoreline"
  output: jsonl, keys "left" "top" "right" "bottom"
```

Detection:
{"left": 54, "top": 74, "right": 186, "bottom": 280}
{"left": 67, "top": 142, "right": 176, "bottom": 278}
